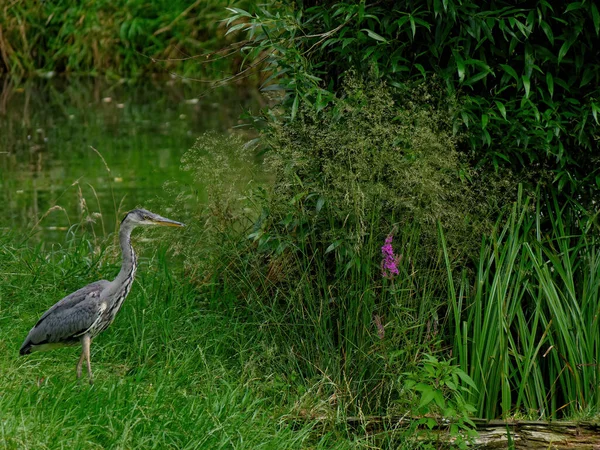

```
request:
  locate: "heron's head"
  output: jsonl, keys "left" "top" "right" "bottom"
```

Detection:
{"left": 122, "top": 209, "right": 185, "bottom": 228}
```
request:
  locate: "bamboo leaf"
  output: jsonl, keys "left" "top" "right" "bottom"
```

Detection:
{"left": 593, "top": 4, "right": 600, "bottom": 35}
{"left": 540, "top": 20, "right": 554, "bottom": 45}
{"left": 558, "top": 40, "right": 573, "bottom": 63}
{"left": 463, "top": 70, "right": 490, "bottom": 86}
{"left": 547, "top": 72, "right": 554, "bottom": 98}
{"left": 414, "top": 63, "right": 426, "bottom": 79}
{"left": 454, "top": 51, "right": 465, "bottom": 82}
{"left": 362, "top": 29, "right": 387, "bottom": 42}
{"left": 580, "top": 68, "right": 595, "bottom": 88}
{"left": 565, "top": 2, "right": 583, "bottom": 13}
{"left": 495, "top": 100, "right": 507, "bottom": 120}
{"left": 500, "top": 64, "right": 519, "bottom": 82}
{"left": 523, "top": 74, "right": 530, "bottom": 98}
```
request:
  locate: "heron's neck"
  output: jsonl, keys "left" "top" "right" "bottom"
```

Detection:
{"left": 114, "top": 224, "right": 137, "bottom": 287}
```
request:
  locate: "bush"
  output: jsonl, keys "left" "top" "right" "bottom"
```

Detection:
{"left": 261, "top": 74, "right": 509, "bottom": 266}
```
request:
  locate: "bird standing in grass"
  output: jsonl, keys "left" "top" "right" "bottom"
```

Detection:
{"left": 19, "top": 209, "right": 185, "bottom": 384}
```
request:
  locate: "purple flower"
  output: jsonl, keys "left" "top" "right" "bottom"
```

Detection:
{"left": 381, "top": 234, "right": 400, "bottom": 279}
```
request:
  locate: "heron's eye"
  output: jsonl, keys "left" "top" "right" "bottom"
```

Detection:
{"left": 143, "top": 215, "right": 150, "bottom": 220}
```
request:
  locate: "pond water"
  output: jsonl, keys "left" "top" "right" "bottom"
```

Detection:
{"left": 0, "top": 77, "right": 262, "bottom": 244}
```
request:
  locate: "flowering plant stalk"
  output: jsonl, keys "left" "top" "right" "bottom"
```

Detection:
{"left": 381, "top": 234, "right": 400, "bottom": 279}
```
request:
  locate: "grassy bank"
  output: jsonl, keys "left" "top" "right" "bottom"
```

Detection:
{"left": 0, "top": 0, "right": 249, "bottom": 79}
{"left": 0, "top": 230, "right": 357, "bottom": 449}
{"left": 2, "top": 178, "right": 600, "bottom": 448}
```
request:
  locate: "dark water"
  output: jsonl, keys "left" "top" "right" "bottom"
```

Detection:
{"left": 0, "top": 77, "right": 262, "bottom": 243}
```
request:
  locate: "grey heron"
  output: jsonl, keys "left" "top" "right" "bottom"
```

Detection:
{"left": 19, "top": 208, "right": 185, "bottom": 384}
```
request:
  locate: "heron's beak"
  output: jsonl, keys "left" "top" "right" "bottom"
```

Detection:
{"left": 154, "top": 217, "right": 185, "bottom": 228}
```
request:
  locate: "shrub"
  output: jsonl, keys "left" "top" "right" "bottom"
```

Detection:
{"left": 261, "top": 74, "right": 508, "bottom": 266}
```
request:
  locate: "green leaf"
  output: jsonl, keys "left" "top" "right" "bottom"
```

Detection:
{"left": 315, "top": 196, "right": 325, "bottom": 213}
{"left": 522, "top": 74, "right": 530, "bottom": 98}
{"left": 495, "top": 100, "right": 507, "bottom": 120}
{"left": 592, "top": 4, "right": 600, "bottom": 35}
{"left": 409, "top": 16, "right": 416, "bottom": 38}
{"left": 119, "top": 22, "right": 129, "bottom": 42}
{"left": 419, "top": 388, "right": 436, "bottom": 409}
{"left": 592, "top": 102, "right": 599, "bottom": 124}
{"left": 454, "top": 51, "right": 465, "bottom": 82}
{"left": 291, "top": 94, "right": 299, "bottom": 120}
{"left": 225, "top": 7, "right": 252, "bottom": 18}
{"left": 483, "top": 128, "right": 491, "bottom": 146}
{"left": 558, "top": 40, "right": 573, "bottom": 63}
{"left": 482, "top": 113, "right": 489, "bottom": 128}
{"left": 546, "top": 72, "right": 554, "bottom": 98}
{"left": 325, "top": 241, "right": 341, "bottom": 254}
{"left": 540, "top": 20, "right": 554, "bottom": 45}
{"left": 455, "top": 369, "right": 478, "bottom": 390}
{"left": 226, "top": 23, "right": 248, "bottom": 36}
{"left": 414, "top": 383, "right": 430, "bottom": 392}
{"left": 362, "top": 29, "right": 387, "bottom": 42}
{"left": 461, "top": 110, "right": 469, "bottom": 128}
{"left": 414, "top": 63, "right": 426, "bottom": 79}
{"left": 464, "top": 70, "right": 491, "bottom": 86}
{"left": 580, "top": 68, "right": 595, "bottom": 87}
{"left": 500, "top": 64, "right": 519, "bottom": 82}
{"left": 433, "top": 391, "right": 446, "bottom": 409}
{"left": 515, "top": 20, "right": 531, "bottom": 38}
{"left": 565, "top": 2, "right": 583, "bottom": 13}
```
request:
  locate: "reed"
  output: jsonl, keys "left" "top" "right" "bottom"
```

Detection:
{"left": 445, "top": 191, "right": 600, "bottom": 419}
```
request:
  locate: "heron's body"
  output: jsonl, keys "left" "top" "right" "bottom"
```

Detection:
{"left": 19, "top": 209, "right": 184, "bottom": 383}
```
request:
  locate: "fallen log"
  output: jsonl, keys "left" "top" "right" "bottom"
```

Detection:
{"left": 470, "top": 419, "right": 600, "bottom": 449}
{"left": 293, "top": 415, "right": 600, "bottom": 448}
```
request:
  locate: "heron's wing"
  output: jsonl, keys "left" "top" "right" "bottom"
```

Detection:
{"left": 20, "top": 280, "right": 110, "bottom": 353}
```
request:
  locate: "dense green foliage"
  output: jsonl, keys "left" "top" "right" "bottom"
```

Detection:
{"left": 193, "top": 0, "right": 600, "bottom": 425}
{"left": 228, "top": 0, "right": 600, "bottom": 199}
{"left": 0, "top": 0, "right": 245, "bottom": 78}
{"left": 182, "top": 130, "right": 600, "bottom": 424}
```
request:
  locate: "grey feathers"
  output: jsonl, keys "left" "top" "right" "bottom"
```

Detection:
{"left": 20, "top": 280, "right": 110, "bottom": 355}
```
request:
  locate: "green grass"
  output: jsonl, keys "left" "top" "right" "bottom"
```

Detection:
{"left": 0, "top": 232, "right": 357, "bottom": 449}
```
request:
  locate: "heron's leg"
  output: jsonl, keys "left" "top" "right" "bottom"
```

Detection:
{"left": 81, "top": 334, "right": 93, "bottom": 385}
{"left": 76, "top": 348, "right": 85, "bottom": 379}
